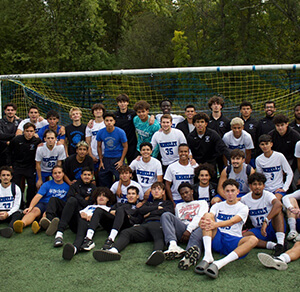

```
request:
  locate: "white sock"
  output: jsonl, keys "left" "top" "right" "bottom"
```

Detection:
{"left": 108, "top": 247, "right": 119, "bottom": 253}
{"left": 74, "top": 246, "right": 77, "bottom": 254}
{"left": 214, "top": 251, "right": 239, "bottom": 270}
{"left": 55, "top": 231, "right": 63, "bottom": 239}
{"left": 266, "top": 241, "right": 276, "bottom": 250}
{"left": 276, "top": 232, "right": 285, "bottom": 245}
{"left": 86, "top": 229, "right": 94, "bottom": 240}
{"left": 202, "top": 236, "right": 213, "bottom": 263}
{"left": 288, "top": 218, "right": 296, "bottom": 232}
{"left": 109, "top": 229, "right": 118, "bottom": 241}
{"left": 169, "top": 240, "right": 177, "bottom": 248}
{"left": 278, "top": 253, "right": 291, "bottom": 263}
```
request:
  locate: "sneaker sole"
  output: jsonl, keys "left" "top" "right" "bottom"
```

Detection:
{"left": 0, "top": 227, "right": 13, "bottom": 238}
{"left": 13, "top": 220, "right": 24, "bottom": 233}
{"left": 31, "top": 221, "right": 40, "bottom": 234}
{"left": 257, "top": 253, "right": 288, "bottom": 271}
{"left": 146, "top": 251, "right": 165, "bottom": 266}
{"left": 93, "top": 250, "right": 121, "bottom": 262}
{"left": 46, "top": 218, "right": 60, "bottom": 236}
{"left": 40, "top": 218, "right": 51, "bottom": 230}
{"left": 63, "top": 243, "right": 75, "bottom": 260}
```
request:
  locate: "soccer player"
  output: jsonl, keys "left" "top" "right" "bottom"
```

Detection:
{"left": 258, "top": 242, "right": 300, "bottom": 271}
{"left": 65, "top": 107, "right": 86, "bottom": 156}
{"left": 222, "top": 117, "right": 254, "bottom": 164}
{"left": 37, "top": 110, "right": 65, "bottom": 143}
{"left": 97, "top": 112, "right": 128, "bottom": 188}
{"left": 81, "top": 186, "right": 143, "bottom": 252}
{"left": 133, "top": 100, "right": 160, "bottom": 156}
{"left": 290, "top": 103, "right": 300, "bottom": 134}
{"left": 63, "top": 141, "right": 94, "bottom": 185}
{"left": 191, "top": 163, "right": 217, "bottom": 206}
{"left": 256, "top": 134, "right": 293, "bottom": 200}
{"left": 195, "top": 179, "right": 258, "bottom": 279}
{"left": 176, "top": 105, "right": 196, "bottom": 139}
{"left": 8, "top": 122, "right": 41, "bottom": 207}
{"left": 161, "top": 183, "right": 208, "bottom": 270}
{"left": 0, "top": 166, "right": 22, "bottom": 238}
{"left": 155, "top": 99, "right": 184, "bottom": 128}
{"left": 35, "top": 130, "right": 67, "bottom": 189}
{"left": 13, "top": 166, "right": 69, "bottom": 233}
{"left": 0, "top": 103, "right": 22, "bottom": 167}
{"left": 164, "top": 143, "right": 197, "bottom": 205}
{"left": 16, "top": 105, "right": 48, "bottom": 135}
{"left": 114, "top": 93, "right": 138, "bottom": 164}
{"left": 213, "top": 149, "right": 255, "bottom": 205}
{"left": 129, "top": 142, "right": 163, "bottom": 201}
{"left": 92, "top": 182, "right": 174, "bottom": 266}
{"left": 110, "top": 165, "right": 144, "bottom": 204}
{"left": 151, "top": 114, "right": 187, "bottom": 172}
{"left": 241, "top": 173, "right": 286, "bottom": 256}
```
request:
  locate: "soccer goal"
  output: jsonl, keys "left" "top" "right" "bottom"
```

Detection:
{"left": 0, "top": 64, "right": 299, "bottom": 124}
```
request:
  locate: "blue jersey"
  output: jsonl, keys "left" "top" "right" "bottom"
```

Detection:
{"left": 96, "top": 126, "right": 127, "bottom": 158}
{"left": 38, "top": 180, "right": 69, "bottom": 203}
{"left": 38, "top": 125, "right": 66, "bottom": 141}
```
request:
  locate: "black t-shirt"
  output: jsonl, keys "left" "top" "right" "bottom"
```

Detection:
{"left": 63, "top": 154, "right": 94, "bottom": 181}
{"left": 65, "top": 123, "right": 86, "bottom": 156}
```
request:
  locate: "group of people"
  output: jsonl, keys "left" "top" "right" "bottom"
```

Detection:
{"left": 0, "top": 94, "right": 300, "bottom": 279}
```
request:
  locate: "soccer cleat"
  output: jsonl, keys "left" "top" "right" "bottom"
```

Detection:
{"left": 31, "top": 221, "right": 40, "bottom": 234}
{"left": 178, "top": 245, "right": 200, "bottom": 270}
{"left": 13, "top": 220, "right": 24, "bottom": 233}
{"left": 81, "top": 237, "right": 95, "bottom": 251}
{"left": 287, "top": 230, "right": 298, "bottom": 241}
{"left": 93, "top": 249, "right": 121, "bottom": 262}
{"left": 53, "top": 236, "right": 64, "bottom": 248}
{"left": 164, "top": 245, "right": 186, "bottom": 260}
{"left": 102, "top": 238, "right": 114, "bottom": 250}
{"left": 39, "top": 217, "right": 51, "bottom": 230}
{"left": 257, "top": 253, "right": 288, "bottom": 271}
{"left": 0, "top": 227, "right": 13, "bottom": 238}
{"left": 146, "top": 251, "right": 165, "bottom": 266}
{"left": 46, "top": 217, "right": 60, "bottom": 236}
{"left": 62, "top": 243, "right": 76, "bottom": 260}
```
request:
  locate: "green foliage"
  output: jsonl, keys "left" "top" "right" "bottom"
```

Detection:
{"left": 172, "top": 30, "right": 191, "bottom": 67}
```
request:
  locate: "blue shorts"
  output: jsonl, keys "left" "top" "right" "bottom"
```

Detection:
{"left": 35, "top": 202, "right": 48, "bottom": 214}
{"left": 249, "top": 224, "right": 276, "bottom": 241}
{"left": 214, "top": 192, "right": 246, "bottom": 201}
{"left": 212, "top": 229, "right": 243, "bottom": 256}
{"left": 36, "top": 172, "right": 52, "bottom": 183}
{"left": 273, "top": 191, "right": 286, "bottom": 197}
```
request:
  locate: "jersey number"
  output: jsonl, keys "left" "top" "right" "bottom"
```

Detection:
{"left": 140, "top": 176, "right": 149, "bottom": 184}
{"left": 165, "top": 148, "right": 173, "bottom": 155}
{"left": 255, "top": 216, "right": 265, "bottom": 227}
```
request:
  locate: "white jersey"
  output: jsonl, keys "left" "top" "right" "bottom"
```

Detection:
{"left": 129, "top": 157, "right": 163, "bottom": 193}
{"left": 197, "top": 185, "right": 210, "bottom": 204}
{"left": 155, "top": 113, "right": 184, "bottom": 128}
{"left": 295, "top": 140, "right": 300, "bottom": 158}
{"left": 222, "top": 130, "right": 254, "bottom": 153}
{"left": 210, "top": 201, "right": 249, "bottom": 237}
{"left": 0, "top": 183, "right": 21, "bottom": 216}
{"left": 80, "top": 204, "right": 110, "bottom": 216}
{"left": 255, "top": 151, "right": 293, "bottom": 192}
{"left": 18, "top": 118, "right": 48, "bottom": 133}
{"left": 35, "top": 143, "right": 66, "bottom": 173}
{"left": 175, "top": 200, "right": 209, "bottom": 233}
{"left": 151, "top": 128, "right": 187, "bottom": 166}
{"left": 164, "top": 161, "right": 198, "bottom": 201}
{"left": 85, "top": 121, "right": 105, "bottom": 158}
{"left": 241, "top": 190, "right": 276, "bottom": 228}
{"left": 282, "top": 189, "right": 300, "bottom": 209}
{"left": 226, "top": 164, "right": 251, "bottom": 194}
{"left": 110, "top": 180, "right": 144, "bottom": 203}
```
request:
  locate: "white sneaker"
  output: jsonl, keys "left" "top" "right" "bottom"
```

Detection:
{"left": 287, "top": 230, "right": 298, "bottom": 241}
{"left": 164, "top": 245, "right": 186, "bottom": 260}
{"left": 257, "top": 253, "right": 288, "bottom": 271}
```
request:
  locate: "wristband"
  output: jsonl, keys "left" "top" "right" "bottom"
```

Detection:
{"left": 264, "top": 218, "right": 270, "bottom": 225}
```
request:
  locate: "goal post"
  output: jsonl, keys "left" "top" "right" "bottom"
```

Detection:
{"left": 0, "top": 64, "right": 299, "bottom": 123}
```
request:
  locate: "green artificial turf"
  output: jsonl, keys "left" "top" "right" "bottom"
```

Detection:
{"left": 1, "top": 226, "right": 299, "bottom": 292}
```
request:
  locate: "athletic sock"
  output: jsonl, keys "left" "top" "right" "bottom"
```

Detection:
{"left": 86, "top": 229, "right": 94, "bottom": 240}
{"left": 109, "top": 229, "right": 118, "bottom": 241}
{"left": 55, "top": 231, "right": 63, "bottom": 239}
{"left": 169, "top": 240, "right": 178, "bottom": 248}
{"left": 266, "top": 241, "right": 276, "bottom": 250}
{"left": 288, "top": 218, "right": 296, "bottom": 232}
{"left": 202, "top": 236, "right": 213, "bottom": 263}
{"left": 278, "top": 253, "right": 291, "bottom": 263}
{"left": 213, "top": 251, "right": 239, "bottom": 270}
{"left": 276, "top": 232, "right": 285, "bottom": 245}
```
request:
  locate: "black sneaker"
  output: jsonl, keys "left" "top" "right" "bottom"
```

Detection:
{"left": 273, "top": 242, "right": 287, "bottom": 257}
{"left": 53, "top": 236, "right": 63, "bottom": 248}
{"left": 103, "top": 238, "right": 114, "bottom": 250}
{"left": 81, "top": 237, "right": 95, "bottom": 251}
{"left": 0, "top": 227, "right": 13, "bottom": 238}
